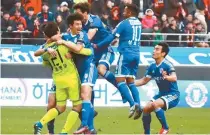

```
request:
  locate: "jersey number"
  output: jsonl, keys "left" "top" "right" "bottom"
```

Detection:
{"left": 50, "top": 49, "right": 63, "bottom": 71}
{"left": 132, "top": 26, "right": 141, "bottom": 44}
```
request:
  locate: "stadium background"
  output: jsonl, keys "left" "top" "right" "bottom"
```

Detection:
{"left": 1, "top": 0, "right": 210, "bottom": 134}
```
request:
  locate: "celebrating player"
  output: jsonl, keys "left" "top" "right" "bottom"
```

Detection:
{"left": 61, "top": 13, "right": 97, "bottom": 134}
{"left": 100, "top": 3, "right": 142, "bottom": 119}
{"left": 135, "top": 42, "right": 180, "bottom": 134}
{"left": 73, "top": 2, "right": 127, "bottom": 105}
{"left": 33, "top": 22, "right": 93, "bottom": 134}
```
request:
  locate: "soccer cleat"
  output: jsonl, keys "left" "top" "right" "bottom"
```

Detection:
{"left": 33, "top": 122, "right": 42, "bottom": 135}
{"left": 74, "top": 126, "right": 89, "bottom": 134}
{"left": 84, "top": 129, "right": 97, "bottom": 135}
{"left": 94, "top": 110, "right": 98, "bottom": 117}
{"left": 159, "top": 128, "right": 169, "bottom": 134}
{"left": 128, "top": 104, "right": 136, "bottom": 118}
{"left": 133, "top": 105, "right": 143, "bottom": 120}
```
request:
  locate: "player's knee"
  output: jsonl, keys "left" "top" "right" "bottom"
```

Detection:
{"left": 81, "top": 89, "right": 91, "bottom": 100}
{"left": 56, "top": 106, "right": 66, "bottom": 113}
{"left": 126, "top": 78, "right": 134, "bottom": 84}
{"left": 151, "top": 102, "right": 158, "bottom": 110}
{"left": 97, "top": 65, "right": 107, "bottom": 76}
{"left": 47, "top": 100, "right": 56, "bottom": 109}
{"left": 72, "top": 104, "right": 82, "bottom": 113}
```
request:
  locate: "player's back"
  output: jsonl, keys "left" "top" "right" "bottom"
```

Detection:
{"left": 148, "top": 59, "right": 179, "bottom": 95}
{"left": 42, "top": 42, "right": 79, "bottom": 89}
{"left": 115, "top": 17, "right": 141, "bottom": 54}
{"left": 83, "top": 14, "right": 111, "bottom": 44}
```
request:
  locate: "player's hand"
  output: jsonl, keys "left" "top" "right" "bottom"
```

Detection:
{"left": 65, "top": 52, "right": 72, "bottom": 59}
{"left": 92, "top": 43, "right": 98, "bottom": 49}
{"left": 56, "top": 40, "right": 64, "bottom": 45}
{"left": 47, "top": 48, "right": 57, "bottom": 58}
{"left": 162, "top": 70, "right": 168, "bottom": 80}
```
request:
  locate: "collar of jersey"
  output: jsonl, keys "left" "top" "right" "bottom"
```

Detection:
{"left": 85, "top": 14, "right": 91, "bottom": 25}
{"left": 156, "top": 58, "right": 165, "bottom": 67}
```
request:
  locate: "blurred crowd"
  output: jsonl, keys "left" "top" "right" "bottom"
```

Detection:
{"left": 1, "top": 0, "right": 210, "bottom": 47}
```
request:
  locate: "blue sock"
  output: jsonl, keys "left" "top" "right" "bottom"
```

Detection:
{"left": 81, "top": 100, "right": 91, "bottom": 126}
{"left": 91, "top": 91, "right": 95, "bottom": 105}
{"left": 103, "top": 71, "right": 117, "bottom": 87}
{"left": 128, "top": 83, "right": 140, "bottom": 105}
{"left": 47, "top": 119, "right": 55, "bottom": 134}
{"left": 104, "top": 71, "right": 127, "bottom": 103}
{"left": 117, "top": 82, "right": 134, "bottom": 107}
{"left": 88, "top": 103, "right": 95, "bottom": 130}
{"left": 142, "top": 113, "right": 151, "bottom": 134}
{"left": 155, "top": 108, "right": 169, "bottom": 129}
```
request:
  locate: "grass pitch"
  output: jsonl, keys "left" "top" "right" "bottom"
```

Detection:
{"left": 1, "top": 107, "right": 210, "bottom": 134}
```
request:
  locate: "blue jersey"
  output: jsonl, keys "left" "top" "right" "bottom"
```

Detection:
{"left": 113, "top": 17, "right": 141, "bottom": 54}
{"left": 83, "top": 14, "right": 112, "bottom": 61}
{"left": 62, "top": 31, "right": 94, "bottom": 79}
{"left": 145, "top": 59, "right": 179, "bottom": 95}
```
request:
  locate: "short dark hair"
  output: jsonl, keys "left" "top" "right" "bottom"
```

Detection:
{"left": 43, "top": 22, "right": 59, "bottom": 38}
{"left": 27, "top": 7, "right": 34, "bottom": 11}
{"left": 67, "top": 13, "right": 84, "bottom": 26}
{"left": 125, "top": 4, "right": 140, "bottom": 17}
{"left": 157, "top": 42, "right": 170, "bottom": 57}
{"left": 73, "top": 2, "right": 91, "bottom": 13}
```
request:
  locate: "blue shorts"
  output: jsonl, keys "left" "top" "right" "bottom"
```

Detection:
{"left": 152, "top": 92, "right": 180, "bottom": 111}
{"left": 81, "top": 62, "right": 98, "bottom": 87}
{"left": 49, "top": 82, "right": 56, "bottom": 93}
{"left": 115, "top": 53, "right": 139, "bottom": 78}
{"left": 98, "top": 47, "right": 115, "bottom": 70}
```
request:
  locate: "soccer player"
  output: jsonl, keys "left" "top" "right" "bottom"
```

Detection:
{"left": 109, "top": 4, "right": 142, "bottom": 119}
{"left": 135, "top": 42, "right": 180, "bottom": 134}
{"left": 33, "top": 22, "right": 93, "bottom": 134}
{"left": 73, "top": 2, "right": 127, "bottom": 104}
{"left": 61, "top": 13, "right": 97, "bottom": 134}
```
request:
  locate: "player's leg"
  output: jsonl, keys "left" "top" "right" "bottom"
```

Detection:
{"left": 98, "top": 50, "right": 127, "bottom": 103}
{"left": 47, "top": 83, "right": 56, "bottom": 134}
{"left": 156, "top": 93, "right": 180, "bottom": 134}
{"left": 115, "top": 53, "right": 136, "bottom": 117}
{"left": 142, "top": 101, "right": 153, "bottom": 134}
{"left": 140, "top": 94, "right": 161, "bottom": 134}
{"left": 127, "top": 77, "right": 142, "bottom": 120}
{"left": 74, "top": 63, "right": 98, "bottom": 134}
{"left": 60, "top": 79, "right": 82, "bottom": 134}
{"left": 34, "top": 88, "right": 67, "bottom": 134}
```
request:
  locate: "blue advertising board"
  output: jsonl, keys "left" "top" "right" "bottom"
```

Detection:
{"left": 0, "top": 44, "right": 210, "bottom": 65}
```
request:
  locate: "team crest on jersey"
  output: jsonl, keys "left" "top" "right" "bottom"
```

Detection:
{"left": 159, "top": 68, "right": 163, "bottom": 74}
{"left": 185, "top": 83, "right": 208, "bottom": 108}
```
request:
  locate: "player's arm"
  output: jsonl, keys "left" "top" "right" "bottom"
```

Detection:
{"left": 58, "top": 40, "right": 92, "bottom": 56}
{"left": 135, "top": 77, "right": 151, "bottom": 86}
{"left": 162, "top": 63, "right": 177, "bottom": 82}
{"left": 96, "top": 33, "right": 115, "bottom": 48}
{"left": 88, "top": 28, "right": 97, "bottom": 40}
{"left": 135, "top": 64, "right": 153, "bottom": 86}
{"left": 162, "top": 71, "right": 177, "bottom": 82}
{"left": 34, "top": 48, "right": 57, "bottom": 57}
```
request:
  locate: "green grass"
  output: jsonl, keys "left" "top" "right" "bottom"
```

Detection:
{"left": 1, "top": 107, "right": 210, "bottom": 134}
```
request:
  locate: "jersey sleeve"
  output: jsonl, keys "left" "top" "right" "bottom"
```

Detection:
{"left": 112, "top": 21, "right": 125, "bottom": 38}
{"left": 77, "top": 32, "right": 88, "bottom": 47}
{"left": 167, "top": 62, "right": 176, "bottom": 74}
{"left": 89, "top": 17, "right": 101, "bottom": 29}
{"left": 144, "top": 64, "right": 153, "bottom": 78}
